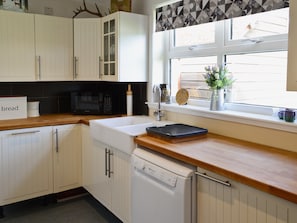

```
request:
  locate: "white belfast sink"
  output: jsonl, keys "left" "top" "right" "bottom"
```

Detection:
{"left": 90, "top": 116, "right": 173, "bottom": 154}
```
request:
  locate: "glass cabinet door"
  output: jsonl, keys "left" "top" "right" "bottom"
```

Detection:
{"left": 103, "top": 18, "right": 116, "bottom": 77}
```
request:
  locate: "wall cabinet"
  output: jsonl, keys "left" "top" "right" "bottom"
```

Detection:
{"left": 53, "top": 124, "right": 82, "bottom": 193}
{"left": 287, "top": 0, "right": 297, "bottom": 90}
{"left": 89, "top": 138, "right": 131, "bottom": 223}
{"left": 35, "top": 14, "right": 73, "bottom": 81}
{"left": 0, "top": 10, "right": 36, "bottom": 81}
{"left": 0, "top": 127, "right": 53, "bottom": 206}
{"left": 0, "top": 10, "right": 147, "bottom": 82}
{"left": 74, "top": 18, "right": 102, "bottom": 80}
{"left": 197, "top": 167, "right": 297, "bottom": 223}
{"left": 101, "top": 11, "right": 148, "bottom": 82}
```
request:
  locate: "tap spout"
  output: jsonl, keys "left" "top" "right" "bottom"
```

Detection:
{"left": 153, "top": 85, "right": 164, "bottom": 121}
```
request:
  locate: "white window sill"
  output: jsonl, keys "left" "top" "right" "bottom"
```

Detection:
{"left": 147, "top": 100, "right": 297, "bottom": 134}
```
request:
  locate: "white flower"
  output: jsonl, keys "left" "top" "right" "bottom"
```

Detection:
{"left": 214, "top": 73, "right": 220, "bottom": 80}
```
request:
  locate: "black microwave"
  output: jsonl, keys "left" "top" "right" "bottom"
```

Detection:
{"left": 71, "top": 91, "right": 112, "bottom": 115}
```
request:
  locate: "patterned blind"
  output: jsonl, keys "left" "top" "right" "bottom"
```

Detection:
{"left": 156, "top": 0, "right": 289, "bottom": 32}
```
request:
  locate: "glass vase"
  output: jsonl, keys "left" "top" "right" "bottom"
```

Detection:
{"left": 210, "top": 89, "right": 224, "bottom": 111}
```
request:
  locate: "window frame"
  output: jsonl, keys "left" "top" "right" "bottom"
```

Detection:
{"left": 167, "top": 11, "right": 289, "bottom": 113}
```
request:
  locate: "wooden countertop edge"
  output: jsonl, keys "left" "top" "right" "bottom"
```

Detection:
{"left": 135, "top": 134, "right": 297, "bottom": 204}
{"left": 0, "top": 114, "right": 123, "bottom": 130}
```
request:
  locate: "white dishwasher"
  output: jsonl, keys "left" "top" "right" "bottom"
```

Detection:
{"left": 131, "top": 148, "right": 196, "bottom": 223}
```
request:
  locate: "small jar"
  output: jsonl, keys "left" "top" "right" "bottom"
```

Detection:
{"left": 160, "top": 84, "right": 167, "bottom": 102}
{"left": 165, "top": 88, "right": 171, "bottom": 104}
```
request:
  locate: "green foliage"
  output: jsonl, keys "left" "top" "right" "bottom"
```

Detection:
{"left": 204, "top": 65, "right": 234, "bottom": 90}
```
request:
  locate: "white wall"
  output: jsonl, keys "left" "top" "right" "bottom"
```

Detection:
{"left": 28, "top": 0, "right": 110, "bottom": 18}
{"left": 27, "top": 0, "right": 160, "bottom": 18}
{"left": 132, "top": 0, "right": 171, "bottom": 102}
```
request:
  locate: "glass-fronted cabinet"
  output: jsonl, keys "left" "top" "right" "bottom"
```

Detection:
{"left": 103, "top": 17, "right": 116, "bottom": 78}
{"left": 101, "top": 11, "right": 148, "bottom": 82}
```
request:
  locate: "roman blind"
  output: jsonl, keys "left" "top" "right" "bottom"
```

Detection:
{"left": 156, "top": 0, "right": 289, "bottom": 32}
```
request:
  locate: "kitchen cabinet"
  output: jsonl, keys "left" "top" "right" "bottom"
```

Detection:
{"left": 101, "top": 11, "right": 148, "bottom": 82}
{"left": 74, "top": 18, "right": 102, "bottom": 80}
{"left": 287, "top": 0, "right": 297, "bottom": 90}
{"left": 0, "top": 127, "right": 53, "bottom": 206}
{"left": 35, "top": 14, "right": 73, "bottom": 81}
{"left": 82, "top": 125, "right": 101, "bottom": 197}
{"left": 197, "top": 167, "right": 297, "bottom": 223}
{"left": 53, "top": 124, "right": 82, "bottom": 193}
{"left": 0, "top": 10, "right": 35, "bottom": 81}
{"left": 91, "top": 139, "right": 131, "bottom": 223}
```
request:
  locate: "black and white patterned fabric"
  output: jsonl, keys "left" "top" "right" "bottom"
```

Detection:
{"left": 156, "top": 0, "right": 289, "bottom": 32}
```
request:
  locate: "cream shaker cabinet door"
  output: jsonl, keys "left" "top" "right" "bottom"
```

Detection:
{"left": 101, "top": 11, "right": 148, "bottom": 82}
{"left": 53, "top": 124, "right": 82, "bottom": 193}
{"left": 0, "top": 127, "right": 53, "bottom": 206}
{"left": 91, "top": 139, "right": 112, "bottom": 210}
{"left": 0, "top": 10, "right": 35, "bottom": 81}
{"left": 35, "top": 14, "right": 73, "bottom": 81}
{"left": 82, "top": 125, "right": 108, "bottom": 202}
{"left": 197, "top": 167, "right": 297, "bottom": 223}
{"left": 81, "top": 125, "right": 94, "bottom": 193}
{"left": 111, "top": 148, "right": 131, "bottom": 223}
{"left": 90, "top": 138, "right": 131, "bottom": 222}
{"left": 74, "top": 18, "right": 102, "bottom": 80}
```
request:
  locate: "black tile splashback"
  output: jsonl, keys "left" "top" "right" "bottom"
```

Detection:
{"left": 0, "top": 82, "right": 148, "bottom": 115}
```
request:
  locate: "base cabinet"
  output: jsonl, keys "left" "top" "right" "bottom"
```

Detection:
{"left": 93, "top": 139, "right": 131, "bottom": 223}
{"left": 82, "top": 127, "right": 130, "bottom": 223}
{"left": 0, "top": 127, "right": 53, "bottom": 206}
{"left": 111, "top": 146, "right": 131, "bottom": 223}
{"left": 53, "top": 124, "right": 82, "bottom": 193}
{"left": 82, "top": 126, "right": 107, "bottom": 202}
{"left": 197, "top": 167, "right": 297, "bottom": 223}
{"left": 0, "top": 124, "right": 82, "bottom": 207}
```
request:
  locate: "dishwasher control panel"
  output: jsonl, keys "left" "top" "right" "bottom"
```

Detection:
{"left": 133, "top": 158, "right": 177, "bottom": 188}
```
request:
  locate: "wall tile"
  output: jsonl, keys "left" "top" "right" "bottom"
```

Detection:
{"left": 0, "top": 82, "right": 147, "bottom": 115}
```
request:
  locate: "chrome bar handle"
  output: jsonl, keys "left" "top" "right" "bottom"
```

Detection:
{"left": 74, "top": 57, "right": 78, "bottom": 79}
{"left": 195, "top": 171, "right": 231, "bottom": 187}
{"left": 11, "top": 130, "right": 40, "bottom": 136}
{"left": 36, "top": 56, "right": 41, "bottom": 80}
{"left": 75, "top": 57, "right": 78, "bottom": 79}
{"left": 108, "top": 150, "right": 113, "bottom": 178}
{"left": 99, "top": 56, "right": 103, "bottom": 79}
{"left": 55, "top": 129, "right": 59, "bottom": 153}
{"left": 105, "top": 148, "right": 108, "bottom": 176}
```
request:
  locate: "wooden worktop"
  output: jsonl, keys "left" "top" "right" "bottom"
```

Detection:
{"left": 0, "top": 114, "right": 122, "bottom": 130}
{"left": 135, "top": 134, "right": 297, "bottom": 204}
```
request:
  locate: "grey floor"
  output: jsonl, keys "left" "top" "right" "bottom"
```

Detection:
{"left": 0, "top": 194, "right": 122, "bottom": 223}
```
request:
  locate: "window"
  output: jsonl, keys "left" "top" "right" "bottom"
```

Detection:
{"left": 169, "top": 8, "right": 296, "bottom": 109}
{"left": 171, "top": 56, "right": 217, "bottom": 100}
{"left": 174, "top": 22, "right": 215, "bottom": 47}
{"left": 231, "top": 8, "right": 289, "bottom": 40}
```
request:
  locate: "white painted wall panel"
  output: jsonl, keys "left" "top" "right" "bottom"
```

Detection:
{"left": 197, "top": 167, "right": 297, "bottom": 223}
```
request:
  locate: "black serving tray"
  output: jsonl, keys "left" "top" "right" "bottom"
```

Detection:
{"left": 146, "top": 124, "right": 208, "bottom": 141}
